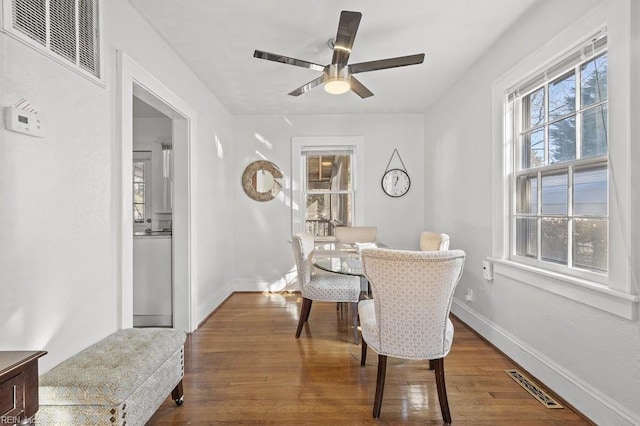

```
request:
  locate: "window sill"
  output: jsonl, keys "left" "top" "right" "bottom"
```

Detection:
{"left": 490, "top": 258, "right": 639, "bottom": 320}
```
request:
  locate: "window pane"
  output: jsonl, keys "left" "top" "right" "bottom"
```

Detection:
{"left": 516, "top": 175, "right": 538, "bottom": 214}
{"left": 573, "top": 218, "right": 607, "bottom": 273}
{"left": 541, "top": 173, "right": 567, "bottom": 215}
{"left": 524, "top": 87, "right": 544, "bottom": 128}
{"left": 133, "top": 204, "right": 144, "bottom": 222}
{"left": 549, "top": 72, "right": 575, "bottom": 120}
{"left": 581, "top": 53, "right": 607, "bottom": 107}
{"left": 521, "top": 129, "right": 544, "bottom": 169}
{"left": 541, "top": 217, "right": 568, "bottom": 264}
{"left": 581, "top": 104, "right": 608, "bottom": 158}
{"left": 516, "top": 218, "right": 537, "bottom": 258}
{"left": 306, "top": 154, "right": 351, "bottom": 192}
{"left": 133, "top": 162, "right": 145, "bottom": 182}
{"left": 549, "top": 116, "right": 576, "bottom": 163}
{"left": 574, "top": 165, "right": 608, "bottom": 216}
{"left": 133, "top": 183, "right": 145, "bottom": 203}
{"left": 305, "top": 193, "right": 352, "bottom": 237}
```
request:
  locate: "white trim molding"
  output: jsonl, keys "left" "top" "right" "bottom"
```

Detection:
{"left": 117, "top": 50, "right": 198, "bottom": 333}
{"left": 492, "top": 259, "right": 639, "bottom": 320}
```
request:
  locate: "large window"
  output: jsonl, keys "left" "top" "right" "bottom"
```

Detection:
{"left": 509, "top": 35, "right": 608, "bottom": 277}
{"left": 292, "top": 136, "right": 365, "bottom": 240}
{"left": 302, "top": 148, "right": 354, "bottom": 238}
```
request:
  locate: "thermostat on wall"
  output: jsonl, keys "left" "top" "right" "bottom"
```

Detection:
{"left": 5, "top": 107, "right": 46, "bottom": 138}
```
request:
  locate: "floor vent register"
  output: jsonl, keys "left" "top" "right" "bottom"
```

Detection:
{"left": 505, "top": 369, "right": 563, "bottom": 409}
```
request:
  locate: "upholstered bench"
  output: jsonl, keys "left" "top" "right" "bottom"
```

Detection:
{"left": 36, "top": 328, "right": 186, "bottom": 426}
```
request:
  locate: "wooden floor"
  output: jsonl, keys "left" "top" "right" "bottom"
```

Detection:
{"left": 148, "top": 292, "right": 591, "bottom": 425}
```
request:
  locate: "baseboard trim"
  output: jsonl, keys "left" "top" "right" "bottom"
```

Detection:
{"left": 451, "top": 299, "right": 639, "bottom": 426}
{"left": 232, "top": 277, "right": 298, "bottom": 293}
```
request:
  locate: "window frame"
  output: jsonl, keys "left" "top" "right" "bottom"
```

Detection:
{"left": 491, "top": 21, "right": 638, "bottom": 320}
{"left": 291, "top": 136, "right": 365, "bottom": 241}
{"left": 509, "top": 48, "right": 610, "bottom": 283}
{"left": 302, "top": 148, "right": 354, "bottom": 238}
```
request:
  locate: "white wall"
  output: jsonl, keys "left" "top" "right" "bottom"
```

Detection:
{"left": 232, "top": 114, "right": 424, "bottom": 290}
{"left": 424, "top": 0, "right": 639, "bottom": 424}
{"left": 0, "top": 0, "right": 235, "bottom": 372}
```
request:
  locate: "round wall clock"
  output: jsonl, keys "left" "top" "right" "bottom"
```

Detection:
{"left": 381, "top": 168, "right": 410, "bottom": 197}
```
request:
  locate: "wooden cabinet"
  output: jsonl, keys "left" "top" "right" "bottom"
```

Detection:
{"left": 0, "top": 351, "right": 46, "bottom": 425}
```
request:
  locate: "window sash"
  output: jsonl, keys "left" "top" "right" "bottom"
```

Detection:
{"left": 509, "top": 38, "right": 608, "bottom": 278}
{"left": 302, "top": 147, "right": 355, "bottom": 238}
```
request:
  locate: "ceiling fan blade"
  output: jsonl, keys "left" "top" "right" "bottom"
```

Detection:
{"left": 288, "top": 75, "right": 325, "bottom": 96}
{"left": 331, "top": 11, "right": 362, "bottom": 66}
{"left": 254, "top": 50, "right": 325, "bottom": 72}
{"left": 349, "top": 53, "right": 425, "bottom": 74}
{"left": 349, "top": 76, "right": 374, "bottom": 98}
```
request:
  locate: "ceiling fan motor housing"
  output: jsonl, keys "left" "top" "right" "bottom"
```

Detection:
{"left": 324, "top": 64, "right": 351, "bottom": 94}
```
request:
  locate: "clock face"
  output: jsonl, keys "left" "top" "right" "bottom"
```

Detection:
{"left": 381, "top": 169, "right": 410, "bottom": 197}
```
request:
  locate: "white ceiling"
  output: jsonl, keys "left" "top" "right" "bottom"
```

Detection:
{"left": 128, "top": 0, "right": 538, "bottom": 115}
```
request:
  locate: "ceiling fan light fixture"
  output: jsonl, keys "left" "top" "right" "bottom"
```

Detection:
{"left": 324, "top": 63, "right": 350, "bottom": 94}
{"left": 324, "top": 78, "right": 350, "bottom": 94}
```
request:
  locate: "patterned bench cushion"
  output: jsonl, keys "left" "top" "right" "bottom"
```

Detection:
{"left": 40, "top": 328, "right": 186, "bottom": 406}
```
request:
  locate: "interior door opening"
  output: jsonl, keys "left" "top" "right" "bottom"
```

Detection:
{"left": 118, "top": 50, "right": 197, "bottom": 333}
{"left": 132, "top": 97, "right": 174, "bottom": 327}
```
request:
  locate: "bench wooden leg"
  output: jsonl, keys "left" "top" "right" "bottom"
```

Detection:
{"left": 172, "top": 380, "right": 184, "bottom": 406}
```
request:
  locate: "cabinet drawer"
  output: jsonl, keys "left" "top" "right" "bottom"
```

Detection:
{"left": 0, "top": 372, "right": 25, "bottom": 417}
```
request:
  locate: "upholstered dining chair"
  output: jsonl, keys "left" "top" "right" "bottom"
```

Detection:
{"left": 291, "top": 232, "right": 361, "bottom": 341}
{"left": 334, "top": 226, "right": 377, "bottom": 244}
{"left": 358, "top": 248, "right": 466, "bottom": 422}
{"left": 420, "top": 231, "right": 450, "bottom": 251}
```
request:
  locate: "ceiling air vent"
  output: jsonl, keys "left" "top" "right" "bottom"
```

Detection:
{"left": 3, "top": 0, "right": 102, "bottom": 84}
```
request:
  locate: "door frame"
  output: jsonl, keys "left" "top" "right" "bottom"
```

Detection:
{"left": 117, "top": 51, "right": 198, "bottom": 332}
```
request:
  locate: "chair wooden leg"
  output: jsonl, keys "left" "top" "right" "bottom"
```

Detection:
{"left": 428, "top": 359, "right": 436, "bottom": 370}
{"left": 360, "top": 338, "right": 367, "bottom": 366}
{"left": 295, "top": 298, "right": 313, "bottom": 338}
{"left": 372, "top": 354, "right": 387, "bottom": 419}
{"left": 350, "top": 301, "right": 359, "bottom": 344}
{"left": 432, "top": 358, "right": 452, "bottom": 424}
{"left": 171, "top": 379, "right": 184, "bottom": 406}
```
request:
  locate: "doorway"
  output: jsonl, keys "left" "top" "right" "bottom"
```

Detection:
{"left": 132, "top": 98, "right": 173, "bottom": 327}
{"left": 118, "top": 51, "right": 198, "bottom": 333}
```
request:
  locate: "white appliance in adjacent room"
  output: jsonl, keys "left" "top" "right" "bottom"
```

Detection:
{"left": 133, "top": 234, "right": 172, "bottom": 327}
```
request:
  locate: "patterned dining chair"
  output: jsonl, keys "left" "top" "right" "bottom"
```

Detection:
{"left": 334, "top": 226, "right": 377, "bottom": 244}
{"left": 358, "top": 248, "right": 466, "bottom": 422}
{"left": 291, "top": 232, "right": 361, "bottom": 341}
{"left": 420, "top": 231, "right": 450, "bottom": 251}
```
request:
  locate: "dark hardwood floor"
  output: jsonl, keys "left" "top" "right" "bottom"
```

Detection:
{"left": 148, "top": 292, "right": 591, "bottom": 425}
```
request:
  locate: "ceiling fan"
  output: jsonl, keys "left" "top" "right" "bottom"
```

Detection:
{"left": 253, "top": 11, "right": 425, "bottom": 98}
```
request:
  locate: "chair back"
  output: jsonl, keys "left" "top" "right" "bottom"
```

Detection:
{"left": 420, "top": 231, "right": 450, "bottom": 251}
{"left": 292, "top": 232, "right": 315, "bottom": 289}
{"left": 361, "top": 248, "right": 465, "bottom": 359}
{"left": 334, "top": 226, "right": 377, "bottom": 244}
